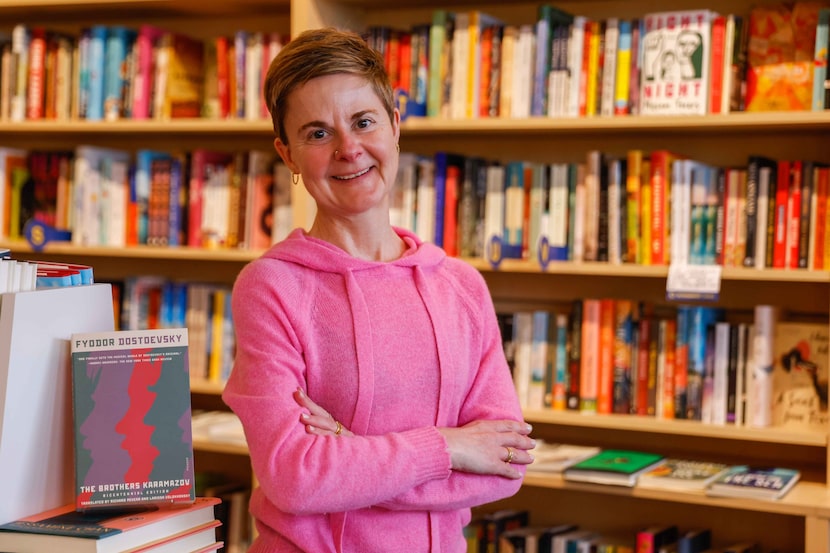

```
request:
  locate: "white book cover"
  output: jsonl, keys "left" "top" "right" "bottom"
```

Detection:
{"left": 511, "top": 24, "right": 535, "bottom": 119}
{"left": 566, "top": 17, "right": 587, "bottom": 117}
{"left": 600, "top": 18, "right": 619, "bottom": 117}
{"left": 0, "top": 284, "right": 114, "bottom": 524}
{"left": 414, "top": 157, "right": 436, "bottom": 244}
{"left": 483, "top": 164, "right": 505, "bottom": 262}
{"left": 449, "top": 11, "right": 470, "bottom": 120}
{"left": 750, "top": 305, "right": 778, "bottom": 427}
{"left": 640, "top": 10, "right": 715, "bottom": 115}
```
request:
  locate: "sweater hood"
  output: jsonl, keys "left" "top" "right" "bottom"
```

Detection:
{"left": 261, "top": 227, "right": 447, "bottom": 272}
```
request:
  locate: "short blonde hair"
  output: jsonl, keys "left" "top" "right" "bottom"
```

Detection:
{"left": 264, "top": 27, "right": 395, "bottom": 144}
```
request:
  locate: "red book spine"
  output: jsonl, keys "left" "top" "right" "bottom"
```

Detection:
{"left": 27, "top": 27, "right": 47, "bottom": 120}
{"left": 708, "top": 16, "right": 726, "bottom": 114}
{"left": 785, "top": 161, "right": 802, "bottom": 269}
{"left": 772, "top": 160, "right": 790, "bottom": 269}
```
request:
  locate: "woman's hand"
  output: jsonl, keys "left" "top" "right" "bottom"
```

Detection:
{"left": 438, "top": 420, "right": 535, "bottom": 479}
{"left": 294, "top": 387, "right": 353, "bottom": 437}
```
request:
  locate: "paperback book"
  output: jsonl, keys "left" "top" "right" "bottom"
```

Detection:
{"left": 0, "top": 496, "right": 220, "bottom": 553}
{"left": 706, "top": 465, "right": 801, "bottom": 500}
{"left": 636, "top": 458, "right": 729, "bottom": 491}
{"left": 525, "top": 441, "right": 602, "bottom": 473}
{"left": 772, "top": 322, "right": 829, "bottom": 432}
{"left": 639, "top": 10, "right": 715, "bottom": 115}
{"left": 71, "top": 328, "right": 195, "bottom": 511}
{"left": 562, "top": 449, "right": 665, "bottom": 487}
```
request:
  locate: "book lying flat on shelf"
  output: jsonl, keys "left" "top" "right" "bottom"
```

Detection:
{"left": 706, "top": 466, "right": 801, "bottom": 500}
{"left": 636, "top": 458, "right": 730, "bottom": 491}
{"left": 525, "top": 441, "right": 602, "bottom": 473}
{"left": 563, "top": 449, "right": 665, "bottom": 487}
{"left": 70, "top": 328, "right": 195, "bottom": 511}
{"left": 0, "top": 496, "right": 220, "bottom": 553}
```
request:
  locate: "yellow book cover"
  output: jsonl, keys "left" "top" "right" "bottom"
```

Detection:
{"left": 162, "top": 32, "right": 204, "bottom": 119}
{"left": 772, "top": 321, "right": 829, "bottom": 431}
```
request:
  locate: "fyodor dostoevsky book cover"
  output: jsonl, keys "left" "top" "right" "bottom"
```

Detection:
{"left": 70, "top": 328, "right": 195, "bottom": 511}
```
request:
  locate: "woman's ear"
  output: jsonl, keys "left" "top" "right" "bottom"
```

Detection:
{"left": 274, "top": 138, "right": 298, "bottom": 173}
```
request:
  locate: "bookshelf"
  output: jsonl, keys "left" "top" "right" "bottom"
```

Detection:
{"left": 0, "top": 0, "right": 828, "bottom": 550}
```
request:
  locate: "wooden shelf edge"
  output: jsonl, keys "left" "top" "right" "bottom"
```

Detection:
{"left": 522, "top": 409, "right": 828, "bottom": 447}
{"left": 0, "top": 240, "right": 261, "bottom": 262}
{"left": 190, "top": 379, "right": 226, "bottom": 395}
{"left": 193, "top": 438, "right": 249, "bottom": 456}
{"left": 521, "top": 473, "right": 830, "bottom": 518}
{"left": 0, "top": 111, "right": 828, "bottom": 137}
{"left": 4, "top": 239, "right": 826, "bottom": 283}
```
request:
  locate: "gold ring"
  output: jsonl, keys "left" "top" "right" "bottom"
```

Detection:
{"left": 505, "top": 447, "right": 514, "bottom": 464}
{"left": 334, "top": 420, "right": 343, "bottom": 436}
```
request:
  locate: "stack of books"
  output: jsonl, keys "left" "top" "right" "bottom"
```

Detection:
{"left": 0, "top": 327, "right": 226, "bottom": 551}
{"left": 0, "top": 497, "right": 222, "bottom": 553}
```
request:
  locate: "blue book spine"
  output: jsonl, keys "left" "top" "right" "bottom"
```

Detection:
{"left": 168, "top": 156, "right": 183, "bottom": 246}
{"left": 104, "top": 26, "right": 129, "bottom": 120}
{"left": 531, "top": 6, "right": 551, "bottom": 116}
{"left": 433, "top": 151, "right": 448, "bottom": 248}
{"left": 813, "top": 8, "right": 830, "bottom": 110}
{"left": 86, "top": 25, "right": 108, "bottom": 120}
{"left": 503, "top": 161, "right": 525, "bottom": 258}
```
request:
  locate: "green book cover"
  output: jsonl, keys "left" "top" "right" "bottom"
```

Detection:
{"left": 567, "top": 449, "right": 664, "bottom": 475}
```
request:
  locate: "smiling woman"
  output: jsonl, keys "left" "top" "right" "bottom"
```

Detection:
{"left": 222, "top": 27, "right": 535, "bottom": 553}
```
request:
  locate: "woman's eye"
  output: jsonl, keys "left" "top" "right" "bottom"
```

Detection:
{"left": 311, "top": 129, "right": 327, "bottom": 140}
{"left": 356, "top": 118, "right": 372, "bottom": 129}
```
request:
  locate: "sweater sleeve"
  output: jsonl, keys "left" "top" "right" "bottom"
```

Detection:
{"left": 375, "top": 270, "right": 526, "bottom": 511}
{"left": 223, "top": 260, "right": 455, "bottom": 516}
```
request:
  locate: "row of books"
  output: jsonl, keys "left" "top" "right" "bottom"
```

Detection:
{"left": 115, "top": 276, "right": 235, "bottom": 384}
{"left": 396, "top": 149, "right": 830, "bottom": 268}
{"left": 3, "top": 142, "right": 827, "bottom": 272}
{"left": 468, "top": 505, "right": 776, "bottom": 553}
{"left": 547, "top": 446, "right": 801, "bottom": 501}
{"left": 500, "top": 301, "right": 828, "bottom": 431}
{"left": 0, "top": 146, "right": 294, "bottom": 250}
{"left": 0, "top": 257, "right": 93, "bottom": 292}
{"left": 375, "top": 3, "right": 829, "bottom": 122}
{"left": 4, "top": 23, "right": 284, "bottom": 122}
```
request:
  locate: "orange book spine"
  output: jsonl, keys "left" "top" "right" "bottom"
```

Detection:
{"left": 597, "top": 298, "right": 616, "bottom": 414}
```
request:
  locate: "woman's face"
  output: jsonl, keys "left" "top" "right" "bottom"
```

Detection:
{"left": 274, "top": 73, "right": 400, "bottom": 222}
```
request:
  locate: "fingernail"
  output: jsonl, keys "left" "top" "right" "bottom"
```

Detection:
{"left": 301, "top": 413, "right": 310, "bottom": 421}
{"left": 525, "top": 423, "right": 533, "bottom": 432}
{"left": 297, "top": 387, "right": 305, "bottom": 397}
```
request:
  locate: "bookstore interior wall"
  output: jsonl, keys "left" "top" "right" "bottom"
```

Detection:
{"left": 1, "top": 0, "right": 830, "bottom": 550}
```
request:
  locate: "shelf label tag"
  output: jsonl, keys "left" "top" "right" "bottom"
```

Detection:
{"left": 666, "top": 263, "right": 721, "bottom": 301}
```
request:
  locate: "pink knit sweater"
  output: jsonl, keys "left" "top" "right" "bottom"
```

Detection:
{"left": 222, "top": 228, "right": 525, "bottom": 553}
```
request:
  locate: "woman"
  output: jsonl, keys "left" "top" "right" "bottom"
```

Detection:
{"left": 222, "top": 27, "right": 535, "bottom": 553}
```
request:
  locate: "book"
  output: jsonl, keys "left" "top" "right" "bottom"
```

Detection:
{"left": 636, "top": 525, "right": 678, "bottom": 553}
{"left": 640, "top": 10, "right": 715, "bottom": 115}
{"left": 745, "top": 2, "right": 825, "bottom": 111}
{"left": 706, "top": 465, "right": 801, "bottom": 500}
{"left": 563, "top": 449, "right": 665, "bottom": 487}
{"left": 0, "top": 284, "right": 115, "bottom": 525}
{"left": 525, "top": 441, "right": 602, "bottom": 473}
{"left": 772, "top": 322, "right": 829, "bottom": 431}
{"left": 636, "top": 458, "right": 730, "bottom": 491}
{"left": 0, "top": 496, "right": 219, "bottom": 553}
{"left": 70, "top": 328, "right": 195, "bottom": 511}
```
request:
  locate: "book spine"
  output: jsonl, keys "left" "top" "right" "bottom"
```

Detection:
{"left": 749, "top": 305, "right": 777, "bottom": 427}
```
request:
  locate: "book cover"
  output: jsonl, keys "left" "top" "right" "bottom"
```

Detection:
{"left": 707, "top": 465, "right": 801, "bottom": 500}
{"left": 640, "top": 10, "right": 714, "bottom": 115}
{"left": 0, "top": 497, "right": 219, "bottom": 553}
{"left": 746, "top": 2, "right": 824, "bottom": 111}
{"left": 772, "top": 321, "right": 829, "bottom": 431}
{"left": 70, "top": 328, "right": 195, "bottom": 511}
{"left": 525, "top": 441, "right": 602, "bottom": 473}
{"left": 563, "top": 449, "right": 665, "bottom": 487}
{"left": 637, "top": 458, "right": 729, "bottom": 491}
